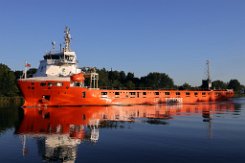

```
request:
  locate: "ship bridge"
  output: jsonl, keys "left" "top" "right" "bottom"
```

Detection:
{"left": 34, "top": 27, "right": 81, "bottom": 77}
{"left": 43, "top": 51, "right": 77, "bottom": 65}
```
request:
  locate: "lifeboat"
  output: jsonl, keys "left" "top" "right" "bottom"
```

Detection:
{"left": 70, "top": 73, "right": 85, "bottom": 82}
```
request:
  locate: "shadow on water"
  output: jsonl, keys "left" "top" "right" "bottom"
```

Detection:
{"left": 0, "top": 105, "right": 23, "bottom": 135}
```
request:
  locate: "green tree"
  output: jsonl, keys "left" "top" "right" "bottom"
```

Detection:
{"left": 27, "top": 68, "right": 37, "bottom": 77}
{"left": 212, "top": 80, "right": 227, "bottom": 90}
{"left": 140, "top": 72, "right": 174, "bottom": 89}
{"left": 126, "top": 72, "right": 134, "bottom": 81}
{"left": 227, "top": 79, "right": 241, "bottom": 92}
{"left": 14, "top": 70, "right": 23, "bottom": 79}
{"left": 97, "top": 68, "right": 109, "bottom": 87}
{"left": 0, "top": 64, "right": 19, "bottom": 96}
{"left": 111, "top": 79, "right": 123, "bottom": 89}
{"left": 125, "top": 80, "right": 135, "bottom": 90}
{"left": 119, "top": 71, "right": 126, "bottom": 83}
{"left": 108, "top": 70, "right": 120, "bottom": 87}
{"left": 92, "top": 68, "right": 175, "bottom": 90}
{"left": 179, "top": 83, "right": 192, "bottom": 90}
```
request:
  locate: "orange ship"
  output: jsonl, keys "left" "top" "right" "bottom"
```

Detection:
{"left": 18, "top": 27, "right": 234, "bottom": 107}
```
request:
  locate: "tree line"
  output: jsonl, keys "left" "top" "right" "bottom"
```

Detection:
{"left": 0, "top": 63, "right": 244, "bottom": 97}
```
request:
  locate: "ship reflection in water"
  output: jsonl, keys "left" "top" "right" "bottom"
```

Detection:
{"left": 15, "top": 102, "right": 236, "bottom": 162}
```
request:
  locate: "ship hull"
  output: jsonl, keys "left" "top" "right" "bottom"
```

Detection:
{"left": 18, "top": 79, "right": 234, "bottom": 108}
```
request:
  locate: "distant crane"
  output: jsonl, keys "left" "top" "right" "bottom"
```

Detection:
{"left": 201, "top": 60, "right": 212, "bottom": 90}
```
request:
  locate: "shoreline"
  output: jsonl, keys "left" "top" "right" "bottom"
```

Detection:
{"left": 0, "top": 96, "right": 24, "bottom": 106}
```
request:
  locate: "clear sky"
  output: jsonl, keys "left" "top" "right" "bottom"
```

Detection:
{"left": 0, "top": 0, "right": 244, "bottom": 86}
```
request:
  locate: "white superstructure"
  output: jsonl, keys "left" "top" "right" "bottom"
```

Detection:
{"left": 34, "top": 27, "right": 81, "bottom": 77}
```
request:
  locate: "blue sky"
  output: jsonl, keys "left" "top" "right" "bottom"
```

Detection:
{"left": 0, "top": 0, "right": 244, "bottom": 86}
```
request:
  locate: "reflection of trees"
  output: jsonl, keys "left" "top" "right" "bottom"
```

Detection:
{"left": 0, "top": 106, "right": 23, "bottom": 134}
{"left": 99, "top": 121, "right": 130, "bottom": 128}
{"left": 145, "top": 118, "right": 169, "bottom": 125}
{"left": 233, "top": 103, "right": 242, "bottom": 114}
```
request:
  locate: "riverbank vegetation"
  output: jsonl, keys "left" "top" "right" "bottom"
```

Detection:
{"left": 0, "top": 63, "right": 244, "bottom": 102}
{"left": 0, "top": 64, "right": 24, "bottom": 106}
{"left": 0, "top": 96, "right": 23, "bottom": 106}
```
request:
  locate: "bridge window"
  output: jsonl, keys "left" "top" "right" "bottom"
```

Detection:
{"left": 130, "top": 92, "right": 136, "bottom": 95}
{"left": 44, "top": 54, "right": 61, "bottom": 60}
{"left": 155, "top": 92, "right": 159, "bottom": 95}
{"left": 65, "top": 55, "right": 74, "bottom": 61}
{"left": 186, "top": 92, "right": 190, "bottom": 96}
{"left": 101, "top": 92, "right": 108, "bottom": 95}
{"left": 143, "top": 92, "right": 147, "bottom": 95}
{"left": 165, "top": 92, "right": 170, "bottom": 95}
{"left": 176, "top": 92, "right": 181, "bottom": 95}
{"left": 40, "top": 82, "right": 46, "bottom": 86}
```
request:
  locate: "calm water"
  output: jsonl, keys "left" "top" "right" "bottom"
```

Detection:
{"left": 0, "top": 98, "right": 245, "bottom": 163}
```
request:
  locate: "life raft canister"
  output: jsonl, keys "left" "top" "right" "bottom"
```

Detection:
{"left": 70, "top": 73, "right": 85, "bottom": 82}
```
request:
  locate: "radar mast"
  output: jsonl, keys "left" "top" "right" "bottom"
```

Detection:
{"left": 206, "top": 60, "right": 212, "bottom": 89}
{"left": 201, "top": 60, "right": 212, "bottom": 90}
{"left": 64, "top": 26, "right": 71, "bottom": 52}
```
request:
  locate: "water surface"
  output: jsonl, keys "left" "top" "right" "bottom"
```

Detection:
{"left": 0, "top": 98, "right": 245, "bottom": 163}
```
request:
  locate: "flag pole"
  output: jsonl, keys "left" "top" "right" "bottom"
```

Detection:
{"left": 24, "top": 61, "right": 27, "bottom": 79}
{"left": 23, "top": 61, "right": 31, "bottom": 79}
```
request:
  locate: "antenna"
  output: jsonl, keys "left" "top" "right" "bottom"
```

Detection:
{"left": 206, "top": 60, "right": 212, "bottom": 89}
{"left": 51, "top": 41, "right": 56, "bottom": 50}
{"left": 59, "top": 43, "right": 62, "bottom": 52}
{"left": 202, "top": 60, "right": 212, "bottom": 90}
{"left": 206, "top": 60, "right": 210, "bottom": 81}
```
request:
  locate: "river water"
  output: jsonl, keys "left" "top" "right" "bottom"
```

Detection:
{"left": 0, "top": 98, "right": 245, "bottom": 163}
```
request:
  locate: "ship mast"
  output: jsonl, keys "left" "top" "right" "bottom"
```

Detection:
{"left": 206, "top": 60, "right": 210, "bottom": 82}
{"left": 64, "top": 26, "right": 71, "bottom": 52}
{"left": 201, "top": 60, "right": 212, "bottom": 90}
{"left": 206, "top": 60, "right": 212, "bottom": 89}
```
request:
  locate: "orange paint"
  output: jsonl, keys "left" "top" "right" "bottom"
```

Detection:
{"left": 18, "top": 79, "right": 234, "bottom": 107}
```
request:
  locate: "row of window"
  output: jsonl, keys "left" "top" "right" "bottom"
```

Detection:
{"left": 40, "top": 82, "right": 63, "bottom": 87}
{"left": 44, "top": 54, "right": 74, "bottom": 61}
{"left": 101, "top": 91, "right": 219, "bottom": 96}
{"left": 39, "top": 82, "right": 84, "bottom": 88}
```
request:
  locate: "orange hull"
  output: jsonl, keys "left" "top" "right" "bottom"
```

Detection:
{"left": 18, "top": 79, "right": 234, "bottom": 107}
